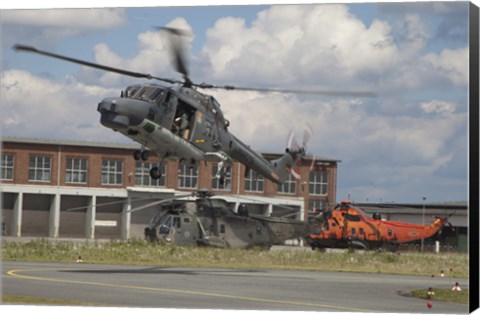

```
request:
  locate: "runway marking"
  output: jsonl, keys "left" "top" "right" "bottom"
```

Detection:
{"left": 6, "top": 267, "right": 376, "bottom": 312}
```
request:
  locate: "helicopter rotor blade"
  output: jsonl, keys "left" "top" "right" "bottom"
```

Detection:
{"left": 125, "top": 192, "right": 195, "bottom": 214}
{"left": 157, "top": 27, "right": 192, "bottom": 84}
{"left": 303, "top": 123, "right": 313, "bottom": 149}
{"left": 14, "top": 41, "right": 376, "bottom": 98}
{"left": 286, "top": 124, "right": 313, "bottom": 180}
{"left": 13, "top": 44, "right": 181, "bottom": 85}
{"left": 66, "top": 196, "right": 161, "bottom": 212}
{"left": 287, "top": 130, "right": 300, "bottom": 152}
{"left": 232, "top": 194, "right": 303, "bottom": 218}
{"left": 195, "top": 83, "right": 376, "bottom": 97}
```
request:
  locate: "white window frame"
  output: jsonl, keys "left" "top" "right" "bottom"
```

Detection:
{"left": 277, "top": 173, "right": 296, "bottom": 195}
{"left": 309, "top": 170, "right": 328, "bottom": 195}
{"left": 1, "top": 154, "right": 14, "bottom": 181}
{"left": 178, "top": 164, "right": 198, "bottom": 189}
{"left": 245, "top": 169, "right": 264, "bottom": 193}
{"left": 309, "top": 199, "right": 327, "bottom": 212}
{"left": 28, "top": 155, "right": 51, "bottom": 182}
{"left": 65, "top": 157, "right": 88, "bottom": 184}
{"left": 135, "top": 162, "right": 165, "bottom": 187}
{"left": 101, "top": 159, "right": 123, "bottom": 185}
{"left": 211, "top": 164, "right": 232, "bottom": 191}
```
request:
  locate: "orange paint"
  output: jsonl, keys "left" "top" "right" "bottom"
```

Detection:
{"left": 306, "top": 201, "right": 446, "bottom": 251}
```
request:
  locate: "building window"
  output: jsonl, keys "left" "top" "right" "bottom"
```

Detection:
{"left": 65, "top": 157, "right": 88, "bottom": 184}
{"left": 278, "top": 174, "right": 296, "bottom": 194}
{"left": 309, "top": 199, "right": 327, "bottom": 213}
{"left": 29, "top": 155, "right": 51, "bottom": 182}
{"left": 178, "top": 164, "right": 198, "bottom": 189}
{"left": 101, "top": 159, "right": 123, "bottom": 185}
{"left": 245, "top": 169, "right": 264, "bottom": 193}
{"left": 211, "top": 164, "right": 232, "bottom": 191}
{"left": 136, "top": 162, "right": 165, "bottom": 186}
{"left": 1, "top": 154, "right": 14, "bottom": 181}
{"left": 309, "top": 170, "right": 328, "bottom": 195}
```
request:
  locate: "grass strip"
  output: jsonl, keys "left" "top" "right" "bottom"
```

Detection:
{"left": 2, "top": 294, "right": 108, "bottom": 306}
{"left": 410, "top": 288, "right": 469, "bottom": 304}
{"left": 1, "top": 238, "right": 469, "bottom": 278}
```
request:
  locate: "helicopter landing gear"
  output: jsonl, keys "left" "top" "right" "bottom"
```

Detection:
{"left": 133, "top": 149, "right": 149, "bottom": 161}
{"left": 150, "top": 166, "right": 162, "bottom": 180}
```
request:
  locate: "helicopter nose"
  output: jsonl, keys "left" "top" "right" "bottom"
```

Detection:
{"left": 97, "top": 97, "right": 151, "bottom": 130}
{"left": 98, "top": 98, "right": 130, "bottom": 130}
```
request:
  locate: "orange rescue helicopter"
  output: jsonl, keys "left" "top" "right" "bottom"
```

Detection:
{"left": 305, "top": 200, "right": 449, "bottom": 251}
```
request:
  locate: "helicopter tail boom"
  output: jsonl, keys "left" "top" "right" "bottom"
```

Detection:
{"left": 271, "top": 149, "right": 304, "bottom": 184}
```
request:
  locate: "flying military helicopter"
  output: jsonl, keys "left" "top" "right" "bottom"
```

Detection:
{"left": 14, "top": 27, "right": 374, "bottom": 185}
{"left": 141, "top": 189, "right": 306, "bottom": 249}
{"left": 305, "top": 200, "right": 452, "bottom": 251}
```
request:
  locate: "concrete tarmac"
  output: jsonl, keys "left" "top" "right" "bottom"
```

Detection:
{"left": 1, "top": 261, "right": 469, "bottom": 313}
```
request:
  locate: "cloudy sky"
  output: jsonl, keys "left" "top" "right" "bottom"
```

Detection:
{"left": 1, "top": 1, "right": 472, "bottom": 203}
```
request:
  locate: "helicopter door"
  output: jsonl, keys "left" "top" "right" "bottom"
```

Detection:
{"left": 171, "top": 215, "right": 196, "bottom": 246}
{"left": 189, "top": 111, "right": 220, "bottom": 151}
{"left": 156, "top": 92, "right": 177, "bottom": 129}
{"left": 172, "top": 99, "right": 196, "bottom": 141}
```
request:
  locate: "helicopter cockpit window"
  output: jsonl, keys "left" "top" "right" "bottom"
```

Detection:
{"left": 211, "top": 97, "right": 225, "bottom": 119}
{"left": 151, "top": 213, "right": 166, "bottom": 225}
{"left": 158, "top": 215, "right": 173, "bottom": 235}
{"left": 134, "top": 86, "right": 165, "bottom": 102}
{"left": 173, "top": 217, "right": 181, "bottom": 228}
{"left": 124, "top": 85, "right": 141, "bottom": 98}
{"left": 344, "top": 214, "right": 361, "bottom": 222}
{"left": 351, "top": 206, "right": 372, "bottom": 218}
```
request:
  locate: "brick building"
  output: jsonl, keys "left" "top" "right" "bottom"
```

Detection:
{"left": 1, "top": 137, "right": 339, "bottom": 240}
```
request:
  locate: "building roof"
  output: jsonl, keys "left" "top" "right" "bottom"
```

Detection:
{"left": 1, "top": 136, "right": 142, "bottom": 150}
{"left": 354, "top": 202, "right": 468, "bottom": 215}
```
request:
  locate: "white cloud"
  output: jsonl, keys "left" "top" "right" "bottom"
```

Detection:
{"left": 1, "top": 69, "right": 126, "bottom": 142}
{"left": 1, "top": 8, "right": 127, "bottom": 47}
{"left": 422, "top": 48, "right": 469, "bottom": 86}
{"left": 3, "top": 8, "right": 126, "bottom": 30}
{"left": 420, "top": 100, "right": 456, "bottom": 115}
{"left": 200, "top": 5, "right": 468, "bottom": 96}
{"left": 202, "top": 4, "right": 398, "bottom": 86}
{"left": 80, "top": 17, "right": 194, "bottom": 87}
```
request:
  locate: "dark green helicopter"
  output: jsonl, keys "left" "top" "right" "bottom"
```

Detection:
{"left": 14, "top": 27, "right": 374, "bottom": 185}
{"left": 141, "top": 190, "right": 307, "bottom": 249}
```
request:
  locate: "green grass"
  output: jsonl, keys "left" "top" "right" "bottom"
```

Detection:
{"left": 411, "top": 288, "right": 469, "bottom": 304}
{"left": 1, "top": 238, "right": 469, "bottom": 278}
{"left": 2, "top": 294, "right": 108, "bottom": 306}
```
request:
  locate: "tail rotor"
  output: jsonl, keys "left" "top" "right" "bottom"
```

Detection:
{"left": 287, "top": 124, "right": 313, "bottom": 180}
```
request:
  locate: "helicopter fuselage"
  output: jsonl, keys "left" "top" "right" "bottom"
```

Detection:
{"left": 305, "top": 201, "right": 446, "bottom": 251}
{"left": 144, "top": 197, "right": 306, "bottom": 249}
{"left": 97, "top": 83, "right": 297, "bottom": 184}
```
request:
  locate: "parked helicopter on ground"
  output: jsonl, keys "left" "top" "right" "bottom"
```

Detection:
{"left": 305, "top": 200, "right": 451, "bottom": 251}
{"left": 142, "top": 190, "right": 307, "bottom": 249}
{"left": 14, "top": 27, "right": 374, "bottom": 185}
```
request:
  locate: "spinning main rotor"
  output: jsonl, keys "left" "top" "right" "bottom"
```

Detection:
{"left": 14, "top": 27, "right": 376, "bottom": 98}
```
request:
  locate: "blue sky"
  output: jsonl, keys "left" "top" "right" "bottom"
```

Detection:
{"left": 1, "top": 1, "right": 473, "bottom": 204}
